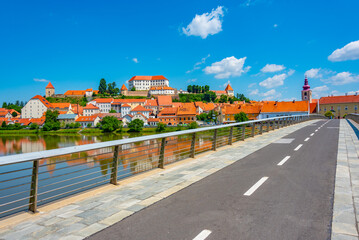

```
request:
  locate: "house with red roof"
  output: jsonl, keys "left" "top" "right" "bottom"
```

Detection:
{"left": 318, "top": 94, "right": 359, "bottom": 118}
{"left": 258, "top": 101, "right": 309, "bottom": 120}
{"left": 89, "top": 98, "right": 114, "bottom": 113}
{"left": 149, "top": 86, "right": 176, "bottom": 95}
{"left": 211, "top": 83, "right": 234, "bottom": 98}
{"left": 83, "top": 104, "right": 100, "bottom": 116}
{"left": 75, "top": 115, "right": 100, "bottom": 128}
{"left": 21, "top": 95, "right": 53, "bottom": 119}
{"left": 130, "top": 105, "right": 152, "bottom": 118}
{"left": 128, "top": 75, "right": 169, "bottom": 91}
{"left": 45, "top": 82, "right": 55, "bottom": 98}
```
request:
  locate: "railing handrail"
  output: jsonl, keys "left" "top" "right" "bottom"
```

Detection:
{"left": 0, "top": 115, "right": 308, "bottom": 166}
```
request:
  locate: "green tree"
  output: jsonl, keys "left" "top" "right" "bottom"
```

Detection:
{"left": 229, "top": 97, "right": 234, "bottom": 104}
{"left": 30, "top": 123, "right": 38, "bottom": 130}
{"left": 187, "top": 121, "right": 198, "bottom": 129}
{"left": 107, "top": 82, "right": 119, "bottom": 95}
{"left": 204, "top": 85, "right": 210, "bottom": 92}
{"left": 324, "top": 111, "right": 334, "bottom": 118}
{"left": 156, "top": 122, "right": 166, "bottom": 132}
{"left": 100, "top": 116, "right": 122, "bottom": 132}
{"left": 87, "top": 123, "right": 92, "bottom": 128}
{"left": 197, "top": 113, "right": 208, "bottom": 121}
{"left": 128, "top": 119, "right": 144, "bottom": 132}
{"left": 131, "top": 87, "right": 136, "bottom": 91}
{"left": 187, "top": 85, "right": 193, "bottom": 93}
{"left": 219, "top": 95, "right": 228, "bottom": 103}
{"left": 109, "top": 109, "right": 117, "bottom": 113}
{"left": 11, "top": 112, "right": 18, "bottom": 117}
{"left": 236, "top": 93, "right": 250, "bottom": 103}
{"left": 1, "top": 121, "right": 6, "bottom": 128}
{"left": 203, "top": 91, "right": 216, "bottom": 102}
{"left": 99, "top": 78, "right": 107, "bottom": 94}
{"left": 234, "top": 112, "right": 249, "bottom": 122}
{"left": 2, "top": 102, "right": 7, "bottom": 108}
{"left": 43, "top": 110, "right": 60, "bottom": 131}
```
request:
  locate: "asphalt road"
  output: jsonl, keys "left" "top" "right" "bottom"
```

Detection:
{"left": 88, "top": 119, "right": 339, "bottom": 240}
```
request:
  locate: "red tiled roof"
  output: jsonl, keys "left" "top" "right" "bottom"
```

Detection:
{"left": 51, "top": 103, "right": 71, "bottom": 109}
{"left": 261, "top": 101, "right": 308, "bottom": 113}
{"left": 83, "top": 104, "right": 99, "bottom": 110}
{"left": 150, "top": 86, "right": 174, "bottom": 90}
{"left": 222, "top": 105, "right": 241, "bottom": 115}
{"left": 225, "top": 84, "right": 233, "bottom": 91}
{"left": 158, "top": 107, "right": 177, "bottom": 116}
{"left": 211, "top": 90, "right": 227, "bottom": 94}
{"left": 319, "top": 95, "right": 359, "bottom": 104}
{"left": 46, "top": 82, "right": 55, "bottom": 89}
{"left": 129, "top": 75, "right": 167, "bottom": 82}
{"left": 133, "top": 112, "right": 148, "bottom": 119}
{"left": 32, "top": 95, "right": 53, "bottom": 108}
{"left": 29, "top": 117, "right": 45, "bottom": 125}
{"left": 13, "top": 118, "right": 31, "bottom": 126}
{"left": 131, "top": 105, "right": 152, "bottom": 112}
{"left": 94, "top": 98, "right": 113, "bottom": 103}
{"left": 76, "top": 115, "right": 99, "bottom": 122}
{"left": 122, "top": 104, "right": 131, "bottom": 107}
{"left": 145, "top": 99, "right": 158, "bottom": 107}
{"left": 157, "top": 96, "right": 172, "bottom": 106}
{"left": 195, "top": 102, "right": 215, "bottom": 112}
{"left": 120, "top": 84, "right": 128, "bottom": 90}
{"left": 147, "top": 118, "right": 160, "bottom": 122}
{"left": 310, "top": 103, "right": 317, "bottom": 114}
{"left": 111, "top": 99, "right": 146, "bottom": 104}
{"left": 239, "top": 103, "right": 262, "bottom": 114}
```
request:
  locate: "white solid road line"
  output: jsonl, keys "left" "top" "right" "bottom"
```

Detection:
{"left": 244, "top": 177, "right": 269, "bottom": 196}
{"left": 310, "top": 133, "right": 314, "bottom": 136}
{"left": 277, "top": 156, "right": 290, "bottom": 166}
{"left": 294, "top": 144, "right": 303, "bottom": 151}
{"left": 193, "top": 230, "right": 212, "bottom": 240}
{"left": 304, "top": 137, "right": 310, "bottom": 142}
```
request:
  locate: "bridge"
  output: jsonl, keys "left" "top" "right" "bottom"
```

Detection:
{"left": 0, "top": 115, "right": 358, "bottom": 239}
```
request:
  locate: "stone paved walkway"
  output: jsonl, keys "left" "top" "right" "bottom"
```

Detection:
{"left": 332, "top": 119, "right": 359, "bottom": 240}
{"left": 0, "top": 120, "right": 318, "bottom": 240}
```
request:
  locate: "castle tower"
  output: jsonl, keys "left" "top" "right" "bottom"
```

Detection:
{"left": 225, "top": 83, "right": 234, "bottom": 97}
{"left": 45, "top": 82, "right": 55, "bottom": 98}
{"left": 301, "top": 76, "right": 312, "bottom": 103}
{"left": 120, "top": 84, "right": 128, "bottom": 96}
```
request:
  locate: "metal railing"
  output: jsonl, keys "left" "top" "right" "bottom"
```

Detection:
{"left": 0, "top": 115, "right": 309, "bottom": 218}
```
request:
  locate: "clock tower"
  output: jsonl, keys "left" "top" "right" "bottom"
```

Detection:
{"left": 301, "top": 76, "right": 312, "bottom": 103}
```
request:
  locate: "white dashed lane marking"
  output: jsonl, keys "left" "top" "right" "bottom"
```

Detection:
{"left": 294, "top": 144, "right": 303, "bottom": 151}
{"left": 304, "top": 137, "right": 310, "bottom": 142}
{"left": 310, "top": 133, "right": 314, "bottom": 136}
{"left": 277, "top": 156, "right": 291, "bottom": 166}
{"left": 193, "top": 230, "right": 212, "bottom": 240}
{"left": 244, "top": 177, "right": 269, "bottom": 196}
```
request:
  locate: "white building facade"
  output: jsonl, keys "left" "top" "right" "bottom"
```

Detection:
{"left": 128, "top": 75, "right": 169, "bottom": 91}
{"left": 21, "top": 95, "right": 51, "bottom": 119}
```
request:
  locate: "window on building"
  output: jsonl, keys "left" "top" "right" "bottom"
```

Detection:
{"left": 338, "top": 106, "right": 340, "bottom": 111}
{"left": 355, "top": 105, "right": 358, "bottom": 111}
{"left": 331, "top": 106, "right": 334, "bottom": 110}
{"left": 345, "top": 106, "right": 348, "bottom": 110}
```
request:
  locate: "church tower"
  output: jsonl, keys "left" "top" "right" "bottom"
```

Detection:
{"left": 301, "top": 76, "right": 312, "bottom": 103}
{"left": 45, "top": 82, "right": 55, "bottom": 98}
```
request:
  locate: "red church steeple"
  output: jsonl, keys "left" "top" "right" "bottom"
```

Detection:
{"left": 302, "top": 75, "right": 310, "bottom": 91}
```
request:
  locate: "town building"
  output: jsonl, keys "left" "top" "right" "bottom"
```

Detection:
{"left": 45, "top": 82, "right": 55, "bottom": 98}
{"left": 83, "top": 104, "right": 100, "bottom": 116}
{"left": 130, "top": 105, "right": 152, "bottom": 118}
{"left": 57, "top": 114, "right": 78, "bottom": 125}
{"left": 111, "top": 99, "right": 147, "bottom": 113}
{"left": 301, "top": 76, "right": 312, "bottom": 103}
{"left": 258, "top": 101, "right": 309, "bottom": 119}
{"left": 50, "top": 103, "right": 72, "bottom": 114}
{"left": 157, "top": 96, "right": 173, "bottom": 110}
{"left": 120, "top": 84, "right": 128, "bottom": 95}
{"left": 88, "top": 98, "right": 113, "bottom": 113}
{"left": 318, "top": 94, "right": 359, "bottom": 118}
{"left": 211, "top": 83, "right": 235, "bottom": 98}
{"left": 218, "top": 105, "right": 241, "bottom": 123}
{"left": 147, "top": 118, "right": 160, "bottom": 126}
{"left": 0, "top": 109, "right": 14, "bottom": 119}
{"left": 144, "top": 99, "right": 159, "bottom": 115}
{"left": 75, "top": 115, "right": 100, "bottom": 128}
{"left": 21, "top": 95, "right": 52, "bottom": 119}
{"left": 64, "top": 88, "right": 99, "bottom": 98}
{"left": 128, "top": 75, "right": 169, "bottom": 91}
{"left": 195, "top": 102, "right": 215, "bottom": 114}
{"left": 177, "top": 103, "right": 196, "bottom": 125}
{"left": 239, "top": 103, "right": 262, "bottom": 120}
{"left": 158, "top": 107, "right": 178, "bottom": 126}
{"left": 149, "top": 86, "right": 176, "bottom": 95}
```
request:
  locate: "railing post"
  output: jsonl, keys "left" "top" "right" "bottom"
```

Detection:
{"left": 213, "top": 129, "right": 218, "bottom": 151}
{"left": 276, "top": 120, "right": 279, "bottom": 129}
{"left": 228, "top": 126, "right": 233, "bottom": 145}
{"left": 190, "top": 133, "right": 196, "bottom": 158}
{"left": 284, "top": 118, "right": 287, "bottom": 127}
{"left": 267, "top": 121, "right": 270, "bottom": 132}
{"left": 110, "top": 145, "right": 119, "bottom": 185}
{"left": 29, "top": 159, "right": 40, "bottom": 213}
{"left": 251, "top": 123, "right": 255, "bottom": 137}
{"left": 241, "top": 125, "right": 245, "bottom": 140}
{"left": 158, "top": 138, "right": 166, "bottom": 169}
{"left": 259, "top": 122, "right": 263, "bottom": 135}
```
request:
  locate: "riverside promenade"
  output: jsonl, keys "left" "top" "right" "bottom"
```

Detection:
{"left": 0, "top": 119, "right": 358, "bottom": 239}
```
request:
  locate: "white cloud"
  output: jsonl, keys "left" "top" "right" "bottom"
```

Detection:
{"left": 34, "top": 78, "right": 49, "bottom": 82}
{"left": 328, "top": 40, "right": 359, "bottom": 62}
{"left": 249, "top": 89, "right": 281, "bottom": 100}
{"left": 187, "top": 78, "right": 197, "bottom": 83}
{"left": 132, "top": 58, "right": 139, "bottom": 63}
{"left": 259, "top": 73, "right": 287, "bottom": 88}
{"left": 248, "top": 83, "right": 256, "bottom": 88}
{"left": 312, "top": 85, "right": 329, "bottom": 98}
{"left": 305, "top": 68, "right": 322, "bottom": 79}
{"left": 182, "top": 6, "right": 224, "bottom": 39}
{"left": 204, "top": 56, "right": 249, "bottom": 79}
{"left": 287, "top": 69, "right": 295, "bottom": 76}
{"left": 324, "top": 72, "right": 359, "bottom": 85}
{"left": 260, "top": 64, "right": 286, "bottom": 73}
{"left": 347, "top": 90, "right": 359, "bottom": 95}
{"left": 186, "top": 54, "right": 210, "bottom": 73}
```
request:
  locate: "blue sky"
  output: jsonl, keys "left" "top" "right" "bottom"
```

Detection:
{"left": 1, "top": 0, "right": 359, "bottom": 103}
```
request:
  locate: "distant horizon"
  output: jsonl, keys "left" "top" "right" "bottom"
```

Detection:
{"left": 1, "top": 0, "right": 358, "bottom": 103}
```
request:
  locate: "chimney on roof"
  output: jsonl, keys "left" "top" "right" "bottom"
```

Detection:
{"left": 275, "top": 101, "right": 278, "bottom": 106}
{"left": 345, "top": 93, "right": 348, "bottom": 96}
{"left": 355, "top": 92, "right": 358, "bottom": 96}
{"left": 292, "top": 99, "right": 295, "bottom": 103}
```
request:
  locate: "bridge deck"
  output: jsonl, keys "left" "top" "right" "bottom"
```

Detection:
{"left": 0, "top": 119, "right": 356, "bottom": 239}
